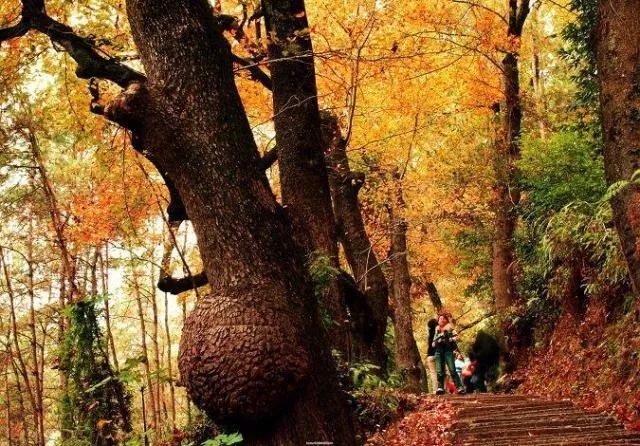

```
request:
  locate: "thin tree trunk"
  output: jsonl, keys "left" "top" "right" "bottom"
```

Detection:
{"left": 4, "top": 363, "right": 12, "bottom": 446}
{"left": 562, "top": 256, "right": 585, "bottom": 316}
{"left": 388, "top": 184, "right": 425, "bottom": 393}
{"left": 530, "top": 4, "right": 547, "bottom": 139}
{"left": 180, "top": 297, "right": 191, "bottom": 427}
{"left": 8, "top": 357, "right": 28, "bottom": 446}
{"left": 163, "top": 290, "right": 176, "bottom": 432}
{"left": 27, "top": 129, "right": 78, "bottom": 299}
{"left": 325, "top": 116, "right": 389, "bottom": 367}
{"left": 179, "top": 227, "right": 193, "bottom": 427}
{"left": 594, "top": 0, "right": 640, "bottom": 296}
{"left": 160, "top": 228, "right": 177, "bottom": 432}
{"left": 424, "top": 281, "right": 443, "bottom": 312}
{"left": 57, "top": 264, "right": 69, "bottom": 441}
{"left": 100, "top": 243, "right": 119, "bottom": 371}
{"left": 492, "top": 0, "right": 529, "bottom": 311}
{"left": 130, "top": 263, "right": 159, "bottom": 443}
{"left": 1, "top": 248, "right": 40, "bottom": 443}
{"left": 27, "top": 217, "right": 45, "bottom": 446}
{"left": 149, "top": 260, "right": 165, "bottom": 431}
{"left": 27, "top": 127, "right": 73, "bottom": 439}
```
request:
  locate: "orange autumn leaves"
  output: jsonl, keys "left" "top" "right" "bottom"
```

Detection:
{"left": 65, "top": 170, "right": 156, "bottom": 246}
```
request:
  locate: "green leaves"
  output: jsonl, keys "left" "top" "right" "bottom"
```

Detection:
{"left": 202, "top": 432, "right": 243, "bottom": 446}
{"left": 519, "top": 130, "right": 606, "bottom": 222}
{"left": 600, "top": 169, "right": 640, "bottom": 203}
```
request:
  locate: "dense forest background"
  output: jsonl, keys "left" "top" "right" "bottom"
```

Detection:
{"left": 1, "top": 0, "right": 639, "bottom": 444}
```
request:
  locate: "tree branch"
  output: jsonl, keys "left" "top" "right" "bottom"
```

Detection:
{"left": 453, "top": 0, "right": 508, "bottom": 26}
{"left": 232, "top": 54, "right": 272, "bottom": 90}
{"left": 258, "top": 146, "right": 278, "bottom": 170}
{"left": 2, "top": 2, "right": 269, "bottom": 225}
{"left": 0, "top": 20, "right": 30, "bottom": 41}
{"left": 157, "top": 271, "right": 209, "bottom": 295}
{"left": 457, "top": 312, "right": 497, "bottom": 333}
{"left": 0, "top": 1, "right": 145, "bottom": 87}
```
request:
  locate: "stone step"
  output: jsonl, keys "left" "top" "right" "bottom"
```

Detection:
{"left": 453, "top": 417, "right": 618, "bottom": 433}
{"left": 445, "top": 394, "right": 640, "bottom": 446}
{"left": 455, "top": 411, "right": 614, "bottom": 425}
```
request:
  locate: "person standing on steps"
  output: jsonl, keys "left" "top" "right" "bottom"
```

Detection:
{"left": 433, "top": 313, "right": 465, "bottom": 395}
{"left": 426, "top": 318, "right": 439, "bottom": 393}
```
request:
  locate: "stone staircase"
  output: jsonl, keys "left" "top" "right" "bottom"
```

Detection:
{"left": 446, "top": 394, "right": 640, "bottom": 446}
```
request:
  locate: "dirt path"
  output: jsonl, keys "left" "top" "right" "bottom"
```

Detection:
{"left": 446, "top": 394, "right": 640, "bottom": 446}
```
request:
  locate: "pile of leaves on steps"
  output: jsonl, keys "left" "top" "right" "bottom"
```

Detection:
{"left": 363, "top": 393, "right": 454, "bottom": 446}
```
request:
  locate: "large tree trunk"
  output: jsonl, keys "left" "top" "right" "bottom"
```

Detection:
{"left": 121, "top": 1, "right": 356, "bottom": 444}
{"left": 492, "top": 0, "right": 529, "bottom": 311}
{"left": 594, "top": 0, "right": 640, "bottom": 296}
{"left": 325, "top": 116, "right": 389, "bottom": 368}
{"left": 262, "top": 0, "right": 348, "bottom": 352}
{"left": 388, "top": 185, "right": 425, "bottom": 393}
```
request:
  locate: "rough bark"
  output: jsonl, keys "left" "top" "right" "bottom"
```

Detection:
{"left": 121, "top": 1, "right": 356, "bottom": 443}
{"left": 262, "top": 0, "right": 349, "bottom": 352}
{"left": 325, "top": 116, "right": 389, "bottom": 368}
{"left": 388, "top": 187, "right": 425, "bottom": 393}
{"left": 594, "top": 0, "right": 640, "bottom": 296}
{"left": 492, "top": 0, "right": 529, "bottom": 311}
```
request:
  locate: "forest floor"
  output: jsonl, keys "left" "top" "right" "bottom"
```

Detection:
{"left": 365, "top": 393, "right": 640, "bottom": 445}
{"left": 518, "top": 303, "right": 640, "bottom": 431}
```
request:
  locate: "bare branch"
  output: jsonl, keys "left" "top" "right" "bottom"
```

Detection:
{"left": 452, "top": 0, "right": 508, "bottom": 25}
{"left": 232, "top": 54, "right": 272, "bottom": 90}
{"left": 0, "top": 20, "right": 30, "bottom": 42}
{"left": 0, "top": 1, "right": 145, "bottom": 87}
{"left": 258, "top": 146, "right": 278, "bottom": 170}
{"left": 157, "top": 272, "right": 209, "bottom": 295}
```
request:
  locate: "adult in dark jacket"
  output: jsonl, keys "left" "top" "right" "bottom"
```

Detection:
{"left": 433, "top": 314, "right": 465, "bottom": 394}
{"left": 426, "top": 318, "right": 438, "bottom": 393}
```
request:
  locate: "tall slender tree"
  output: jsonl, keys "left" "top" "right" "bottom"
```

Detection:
{"left": 388, "top": 181, "right": 425, "bottom": 392}
{"left": 492, "top": 0, "right": 530, "bottom": 311}
{"left": 325, "top": 114, "right": 389, "bottom": 368}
